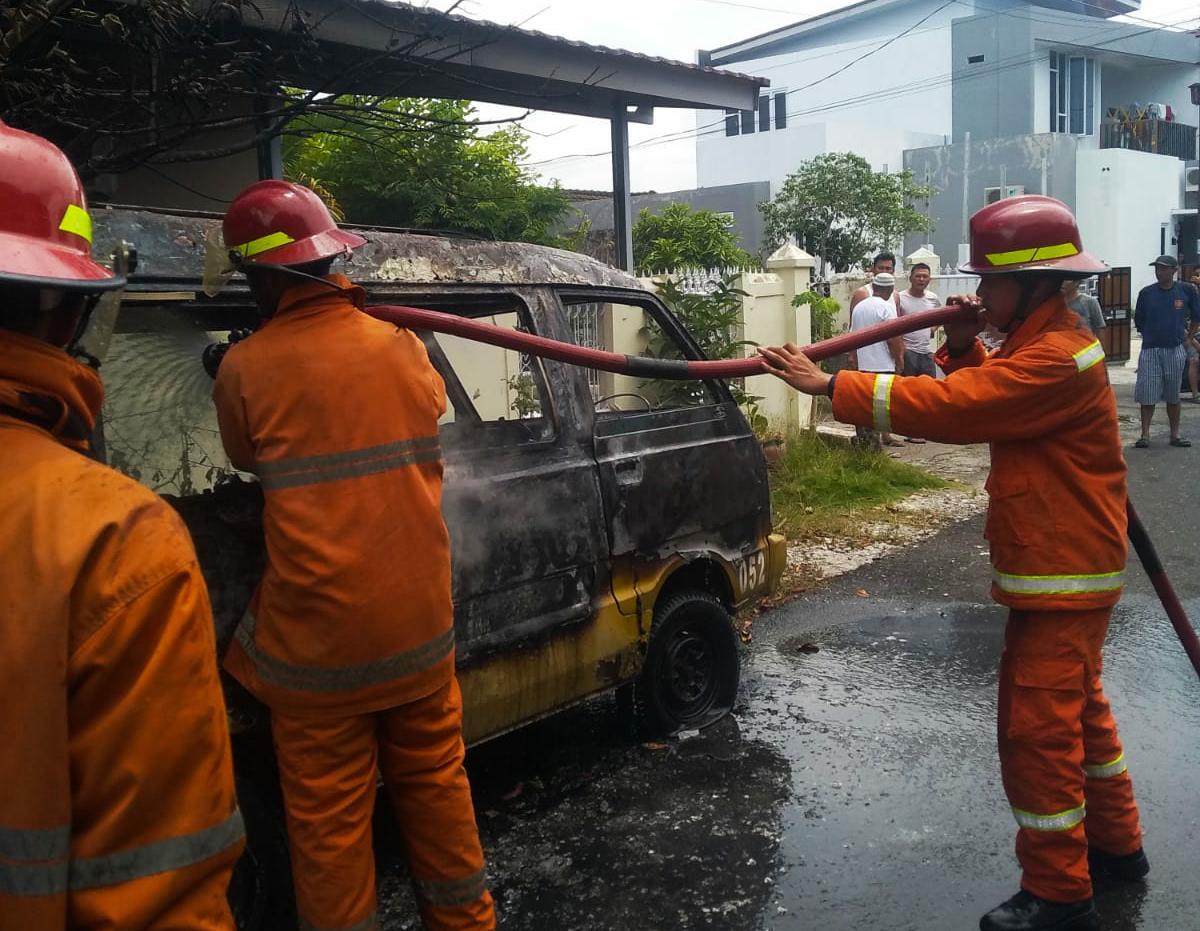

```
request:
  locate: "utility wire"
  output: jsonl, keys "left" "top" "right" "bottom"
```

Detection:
{"left": 528, "top": 2, "right": 1200, "bottom": 171}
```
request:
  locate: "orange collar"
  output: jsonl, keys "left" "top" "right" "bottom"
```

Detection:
{"left": 268, "top": 273, "right": 366, "bottom": 324}
{"left": 0, "top": 331, "right": 103, "bottom": 452}
{"left": 994, "top": 294, "right": 1076, "bottom": 359}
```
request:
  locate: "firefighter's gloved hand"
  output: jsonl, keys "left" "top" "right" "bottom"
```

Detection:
{"left": 202, "top": 328, "right": 253, "bottom": 379}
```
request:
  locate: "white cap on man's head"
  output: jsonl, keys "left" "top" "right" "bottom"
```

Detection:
{"left": 872, "top": 272, "right": 895, "bottom": 288}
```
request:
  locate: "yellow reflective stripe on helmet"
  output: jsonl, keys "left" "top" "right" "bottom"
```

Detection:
{"left": 1083, "top": 753, "right": 1128, "bottom": 779}
{"left": 1012, "top": 804, "right": 1085, "bottom": 832}
{"left": 231, "top": 231, "right": 296, "bottom": 259}
{"left": 1073, "top": 340, "right": 1105, "bottom": 373}
{"left": 58, "top": 204, "right": 93, "bottom": 244}
{"left": 872, "top": 373, "right": 895, "bottom": 432}
{"left": 985, "top": 242, "right": 1079, "bottom": 267}
{"left": 993, "top": 569, "right": 1123, "bottom": 595}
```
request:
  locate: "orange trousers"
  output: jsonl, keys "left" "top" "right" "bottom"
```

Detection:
{"left": 998, "top": 608, "right": 1143, "bottom": 903}
{"left": 271, "top": 678, "right": 495, "bottom": 931}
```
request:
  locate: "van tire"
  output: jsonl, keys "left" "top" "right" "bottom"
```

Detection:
{"left": 635, "top": 590, "right": 740, "bottom": 737}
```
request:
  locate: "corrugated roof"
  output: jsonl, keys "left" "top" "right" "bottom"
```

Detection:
{"left": 385, "top": 0, "right": 769, "bottom": 86}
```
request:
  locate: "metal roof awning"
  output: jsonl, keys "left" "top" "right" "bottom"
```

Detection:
{"left": 242, "top": 0, "right": 768, "bottom": 121}
{"left": 99, "top": 1, "right": 767, "bottom": 271}
{"left": 232, "top": 1, "right": 769, "bottom": 270}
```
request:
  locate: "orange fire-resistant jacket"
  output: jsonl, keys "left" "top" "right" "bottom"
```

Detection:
{"left": 0, "top": 332, "right": 243, "bottom": 930}
{"left": 214, "top": 275, "right": 455, "bottom": 717}
{"left": 832, "top": 295, "right": 1127, "bottom": 611}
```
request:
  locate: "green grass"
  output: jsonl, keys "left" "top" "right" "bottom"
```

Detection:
{"left": 769, "top": 430, "right": 946, "bottom": 541}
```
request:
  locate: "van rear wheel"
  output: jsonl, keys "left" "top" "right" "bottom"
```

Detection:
{"left": 635, "top": 590, "right": 740, "bottom": 737}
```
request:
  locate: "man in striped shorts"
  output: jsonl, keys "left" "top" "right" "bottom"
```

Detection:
{"left": 1133, "top": 255, "right": 1198, "bottom": 448}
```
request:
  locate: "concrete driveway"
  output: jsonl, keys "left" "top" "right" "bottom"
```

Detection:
{"left": 378, "top": 374, "right": 1200, "bottom": 931}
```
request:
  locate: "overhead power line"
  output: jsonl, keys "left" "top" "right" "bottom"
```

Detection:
{"left": 528, "top": 1, "right": 1200, "bottom": 172}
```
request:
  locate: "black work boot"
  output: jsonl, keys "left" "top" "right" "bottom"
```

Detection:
{"left": 1088, "top": 846, "right": 1150, "bottom": 883}
{"left": 979, "top": 890, "right": 1099, "bottom": 930}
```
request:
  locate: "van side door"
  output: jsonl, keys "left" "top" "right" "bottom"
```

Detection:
{"left": 385, "top": 287, "right": 609, "bottom": 665}
{"left": 556, "top": 288, "right": 771, "bottom": 559}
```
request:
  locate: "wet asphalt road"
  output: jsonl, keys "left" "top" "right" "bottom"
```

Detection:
{"left": 378, "top": 380, "right": 1200, "bottom": 930}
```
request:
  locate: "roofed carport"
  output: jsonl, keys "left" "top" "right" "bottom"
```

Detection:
{"left": 164, "top": 0, "right": 768, "bottom": 270}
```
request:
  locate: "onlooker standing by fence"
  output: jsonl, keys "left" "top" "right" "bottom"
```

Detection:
{"left": 896, "top": 262, "right": 939, "bottom": 444}
{"left": 1133, "top": 255, "right": 1198, "bottom": 448}
{"left": 849, "top": 251, "right": 901, "bottom": 315}
{"left": 1062, "top": 278, "right": 1105, "bottom": 337}
{"left": 898, "top": 262, "right": 940, "bottom": 376}
{"left": 849, "top": 272, "right": 904, "bottom": 448}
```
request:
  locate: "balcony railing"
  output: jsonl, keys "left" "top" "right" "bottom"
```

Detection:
{"left": 1100, "top": 119, "right": 1197, "bottom": 161}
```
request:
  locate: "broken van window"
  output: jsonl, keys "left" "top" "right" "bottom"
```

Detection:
{"left": 557, "top": 293, "right": 719, "bottom": 412}
{"left": 101, "top": 303, "right": 235, "bottom": 495}
{"left": 403, "top": 300, "right": 555, "bottom": 447}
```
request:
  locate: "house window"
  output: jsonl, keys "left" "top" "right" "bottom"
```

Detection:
{"left": 967, "top": 54, "right": 984, "bottom": 64}
{"left": 726, "top": 93, "right": 785, "bottom": 136}
{"left": 1050, "top": 51, "right": 1094, "bottom": 135}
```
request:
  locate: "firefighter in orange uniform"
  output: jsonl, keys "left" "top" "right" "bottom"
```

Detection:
{"left": 0, "top": 123, "right": 244, "bottom": 929}
{"left": 211, "top": 180, "right": 495, "bottom": 931}
{"left": 759, "top": 196, "right": 1145, "bottom": 931}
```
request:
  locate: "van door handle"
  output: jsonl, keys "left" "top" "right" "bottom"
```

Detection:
{"left": 614, "top": 458, "right": 643, "bottom": 487}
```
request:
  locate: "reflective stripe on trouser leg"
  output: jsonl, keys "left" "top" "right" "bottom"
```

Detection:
{"left": 1080, "top": 659, "right": 1143, "bottom": 856}
{"left": 997, "top": 610, "right": 1096, "bottom": 902}
{"left": 378, "top": 679, "right": 495, "bottom": 930}
{"left": 271, "top": 710, "right": 381, "bottom": 931}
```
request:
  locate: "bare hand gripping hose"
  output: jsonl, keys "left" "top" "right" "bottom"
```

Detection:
{"left": 365, "top": 302, "right": 981, "bottom": 380}
{"left": 363, "top": 301, "right": 1200, "bottom": 680}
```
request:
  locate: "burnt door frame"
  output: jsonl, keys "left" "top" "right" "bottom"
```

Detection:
{"left": 378, "top": 285, "right": 610, "bottom": 666}
{"left": 555, "top": 286, "right": 771, "bottom": 560}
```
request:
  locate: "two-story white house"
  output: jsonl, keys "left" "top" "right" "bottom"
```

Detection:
{"left": 697, "top": 0, "right": 1199, "bottom": 294}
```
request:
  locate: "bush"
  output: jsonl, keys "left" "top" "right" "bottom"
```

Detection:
{"left": 769, "top": 430, "right": 944, "bottom": 538}
{"left": 646, "top": 275, "right": 757, "bottom": 409}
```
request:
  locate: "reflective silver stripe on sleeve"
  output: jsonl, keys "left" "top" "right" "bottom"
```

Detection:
{"left": 235, "top": 611, "right": 455, "bottom": 693}
{"left": 0, "top": 858, "right": 68, "bottom": 897}
{"left": 872, "top": 373, "right": 895, "bottom": 432}
{"left": 412, "top": 867, "right": 489, "bottom": 907}
{"left": 68, "top": 808, "right": 245, "bottom": 891}
{"left": 993, "top": 570, "right": 1124, "bottom": 595}
{"left": 0, "top": 823, "right": 69, "bottom": 862}
{"left": 257, "top": 436, "right": 441, "bottom": 491}
{"left": 1011, "top": 804, "right": 1086, "bottom": 832}
{"left": 1083, "top": 753, "right": 1128, "bottom": 779}
{"left": 1073, "top": 340, "right": 1105, "bottom": 373}
{"left": 0, "top": 824, "right": 70, "bottom": 895}
{"left": 298, "top": 910, "right": 379, "bottom": 931}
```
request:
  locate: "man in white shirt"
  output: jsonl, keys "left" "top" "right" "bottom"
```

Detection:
{"left": 897, "top": 262, "right": 940, "bottom": 443}
{"left": 849, "top": 272, "right": 904, "bottom": 448}
{"left": 849, "top": 251, "right": 901, "bottom": 315}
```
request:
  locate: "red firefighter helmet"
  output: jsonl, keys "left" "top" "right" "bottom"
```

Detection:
{"left": 960, "top": 195, "right": 1106, "bottom": 278}
{"left": 223, "top": 180, "right": 366, "bottom": 268}
{"left": 0, "top": 121, "right": 123, "bottom": 291}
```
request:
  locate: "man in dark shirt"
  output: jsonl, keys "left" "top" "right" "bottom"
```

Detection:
{"left": 1133, "top": 255, "right": 1198, "bottom": 448}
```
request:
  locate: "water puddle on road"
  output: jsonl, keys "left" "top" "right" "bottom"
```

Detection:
{"left": 736, "top": 600, "right": 1200, "bottom": 930}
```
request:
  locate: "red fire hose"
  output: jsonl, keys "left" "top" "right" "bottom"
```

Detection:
{"left": 364, "top": 301, "right": 1200, "bottom": 680}
{"left": 366, "top": 302, "right": 979, "bottom": 380}
{"left": 1125, "top": 501, "right": 1200, "bottom": 678}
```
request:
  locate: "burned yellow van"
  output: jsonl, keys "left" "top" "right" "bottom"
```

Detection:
{"left": 94, "top": 210, "right": 784, "bottom": 926}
